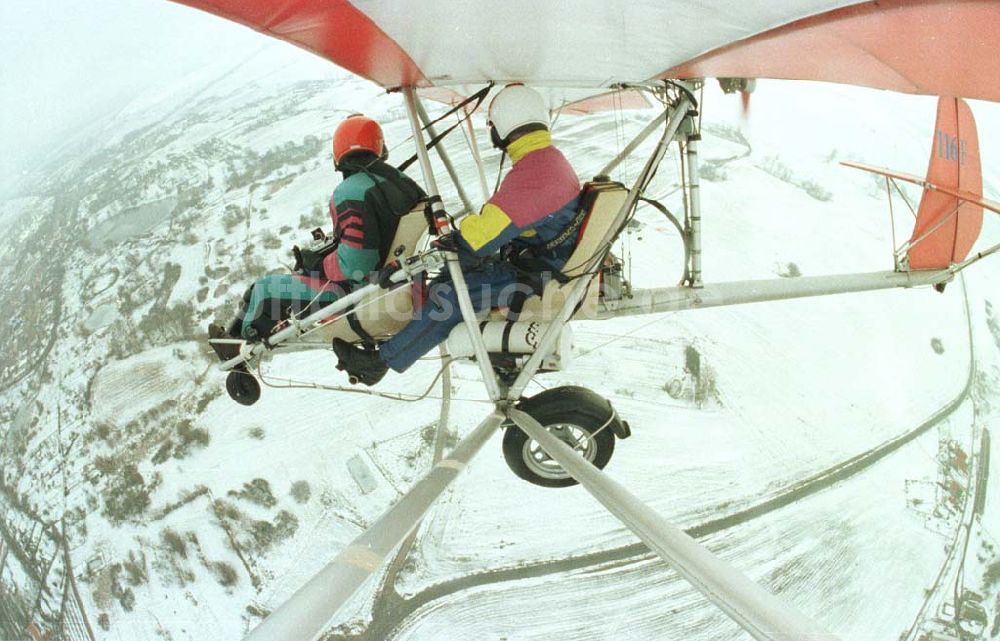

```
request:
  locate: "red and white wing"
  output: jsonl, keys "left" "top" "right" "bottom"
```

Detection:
{"left": 664, "top": 0, "right": 1000, "bottom": 102}
{"left": 171, "top": 0, "right": 1000, "bottom": 102}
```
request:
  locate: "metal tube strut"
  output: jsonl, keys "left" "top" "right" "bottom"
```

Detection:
{"left": 507, "top": 92, "right": 695, "bottom": 400}
{"left": 950, "top": 240, "right": 1000, "bottom": 273}
{"left": 244, "top": 412, "right": 505, "bottom": 641}
{"left": 218, "top": 280, "right": 393, "bottom": 370}
{"left": 506, "top": 408, "right": 841, "bottom": 641}
{"left": 686, "top": 132, "right": 704, "bottom": 288}
{"left": 415, "top": 99, "right": 475, "bottom": 214}
{"left": 598, "top": 107, "right": 668, "bottom": 178}
{"left": 463, "top": 104, "right": 492, "bottom": 202}
{"left": 403, "top": 87, "right": 503, "bottom": 401}
{"left": 597, "top": 269, "right": 954, "bottom": 319}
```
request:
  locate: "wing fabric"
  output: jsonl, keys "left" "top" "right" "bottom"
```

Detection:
{"left": 664, "top": 0, "right": 1000, "bottom": 103}
{"left": 171, "top": 0, "right": 1000, "bottom": 104}
{"left": 170, "top": 0, "right": 425, "bottom": 87}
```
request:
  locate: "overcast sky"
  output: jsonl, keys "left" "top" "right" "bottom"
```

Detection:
{"left": 0, "top": 1, "right": 292, "bottom": 195}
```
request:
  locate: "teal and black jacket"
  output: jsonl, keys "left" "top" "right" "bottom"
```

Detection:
{"left": 322, "top": 158, "right": 425, "bottom": 286}
{"left": 237, "top": 156, "right": 423, "bottom": 340}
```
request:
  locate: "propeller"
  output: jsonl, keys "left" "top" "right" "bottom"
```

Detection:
{"left": 718, "top": 77, "right": 756, "bottom": 119}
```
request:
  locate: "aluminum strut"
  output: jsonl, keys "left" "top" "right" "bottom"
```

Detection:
{"left": 244, "top": 412, "right": 505, "bottom": 641}
{"left": 598, "top": 107, "right": 668, "bottom": 178}
{"left": 218, "top": 279, "right": 394, "bottom": 370}
{"left": 463, "top": 103, "right": 492, "bottom": 202}
{"left": 598, "top": 269, "right": 954, "bottom": 319}
{"left": 403, "top": 87, "right": 503, "bottom": 401}
{"left": 506, "top": 408, "right": 841, "bottom": 641}
{"left": 949, "top": 239, "right": 1000, "bottom": 273}
{"left": 507, "top": 90, "right": 695, "bottom": 400}
{"left": 686, "top": 128, "right": 704, "bottom": 288}
{"left": 415, "top": 98, "right": 475, "bottom": 214}
{"left": 215, "top": 250, "right": 448, "bottom": 370}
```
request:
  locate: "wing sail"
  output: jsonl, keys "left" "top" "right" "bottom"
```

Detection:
{"left": 663, "top": 0, "right": 1000, "bottom": 103}
{"left": 171, "top": 0, "right": 1000, "bottom": 104}
{"left": 170, "top": 0, "right": 426, "bottom": 88}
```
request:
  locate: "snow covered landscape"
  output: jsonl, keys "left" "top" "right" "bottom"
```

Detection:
{"left": 1, "top": 41, "right": 1000, "bottom": 641}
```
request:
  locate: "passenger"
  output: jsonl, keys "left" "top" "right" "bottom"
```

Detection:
{"left": 212, "top": 114, "right": 424, "bottom": 343}
{"left": 333, "top": 84, "right": 581, "bottom": 385}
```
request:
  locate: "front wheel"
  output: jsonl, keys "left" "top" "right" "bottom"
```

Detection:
{"left": 502, "top": 386, "right": 624, "bottom": 488}
{"left": 226, "top": 366, "right": 261, "bottom": 406}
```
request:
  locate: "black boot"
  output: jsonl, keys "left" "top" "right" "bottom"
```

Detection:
{"left": 332, "top": 338, "right": 389, "bottom": 386}
{"left": 208, "top": 323, "right": 227, "bottom": 340}
{"left": 207, "top": 323, "right": 243, "bottom": 361}
{"left": 225, "top": 316, "right": 244, "bottom": 339}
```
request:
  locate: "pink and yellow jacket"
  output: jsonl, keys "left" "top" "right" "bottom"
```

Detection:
{"left": 458, "top": 130, "right": 580, "bottom": 263}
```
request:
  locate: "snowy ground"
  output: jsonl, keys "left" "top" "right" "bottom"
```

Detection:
{"left": 0, "top": 46, "right": 999, "bottom": 641}
{"left": 389, "top": 418, "right": 965, "bottom": 641}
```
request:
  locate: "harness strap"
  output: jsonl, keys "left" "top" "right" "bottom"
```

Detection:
{"left": 345, "top": 305, "right": 378, "bottom": 348}
{"left": 543, "top": 206, "right": 589, "bottom": 252}
{"left": 543, "top": 185, "right": 602, "bottom": 251}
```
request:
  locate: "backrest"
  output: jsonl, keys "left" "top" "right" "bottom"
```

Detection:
{"left": 515, "top": 181, "right": 628, "bottom": 321}
{"left": 308, "top": 201, "right": 428, "bottom": 345}
{"left": 381, "top": 201, "right": 428, "bottom": 266}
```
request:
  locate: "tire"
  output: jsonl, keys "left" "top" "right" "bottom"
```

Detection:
{"left": 226, "top": 367, "right": 261, "bottom": 406}
{"left": 502, "top": 386, "right": 619, "bottom": 488}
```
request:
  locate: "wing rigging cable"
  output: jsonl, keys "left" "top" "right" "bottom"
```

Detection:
{"left": 395, "top": 83, "right": 492, "bottom": 171}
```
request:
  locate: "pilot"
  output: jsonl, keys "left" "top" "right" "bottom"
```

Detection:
{"left": 213, "top": 114, "right": 424, "bottom": 343}
{"left": 333, "top": 84, "right": 582, "bottom": 385}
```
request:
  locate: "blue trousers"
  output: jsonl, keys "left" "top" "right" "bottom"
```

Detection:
{"left": 380, "top": 260, "right": 528, "bottom": 372}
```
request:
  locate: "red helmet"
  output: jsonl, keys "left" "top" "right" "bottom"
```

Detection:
{"left": 333, "top": 114, "right": 385, "bottom": 166}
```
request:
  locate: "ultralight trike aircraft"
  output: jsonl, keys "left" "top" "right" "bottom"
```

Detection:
{"left": 177, "top": 1, "right": 1000, "bottom": 640}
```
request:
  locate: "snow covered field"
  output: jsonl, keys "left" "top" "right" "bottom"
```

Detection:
{"left": 390, "top": 421, "right": 962, "bottom": 641}
{"left": 0, "top": 45, "right": 998, "bottom": 641}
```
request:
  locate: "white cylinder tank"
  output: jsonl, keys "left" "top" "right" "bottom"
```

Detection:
{"left": 445, "top": 321, "right": 574, "bottom": 370}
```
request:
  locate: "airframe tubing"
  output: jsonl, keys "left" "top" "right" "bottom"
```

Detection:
{"left": 218, "top": 279, "right": 397, "bottom": 370}
{"left": 507, "top": 92, "right": 695, "bottom": 400}
{"left": 598, "top": 107, "right": 668, "bottom": 178}
{"left": 506, "top": 408, "right": 841, "bottom": 641}
{"left": 244, "top": 412, "right": 505, "bottom": 641}
{"left": 404, "top": 87, "right": 503, "bottom": 401}
{"left": 415, "top": 99, "right": 475, "bottom": 214}
{"left": 951, "top": 239, "right": 1000, "bottom": 272}
{"left": 686, "top": 134, "right": 704, "bottom": 288}
{"left": 597, "top": 269, "right": 954, "bottom": 319}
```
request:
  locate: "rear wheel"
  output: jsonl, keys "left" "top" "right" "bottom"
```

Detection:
{"left": 502, "top": 386, "right": 620, "bottom": 488}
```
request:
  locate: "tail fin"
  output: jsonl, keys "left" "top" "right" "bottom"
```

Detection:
{"left": 907, "top": 97, "right": 984, "bottom": 269}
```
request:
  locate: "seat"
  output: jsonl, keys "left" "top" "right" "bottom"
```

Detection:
{"left": 307, "top": 203, "right": 428, "bottom": 345}
{"left": 309, "top": 180, "right": 628, "bottom": 348}
{"left": 498, "top": 180, "right": 628, "bottom": 322}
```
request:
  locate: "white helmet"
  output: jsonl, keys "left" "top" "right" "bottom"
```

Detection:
{"left": 487, "top": 84, "right": 549, "bottom": 149}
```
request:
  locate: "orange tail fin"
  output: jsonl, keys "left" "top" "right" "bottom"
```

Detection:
{"left": 907, "top": 97, "right": 984, "bottom": 269}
